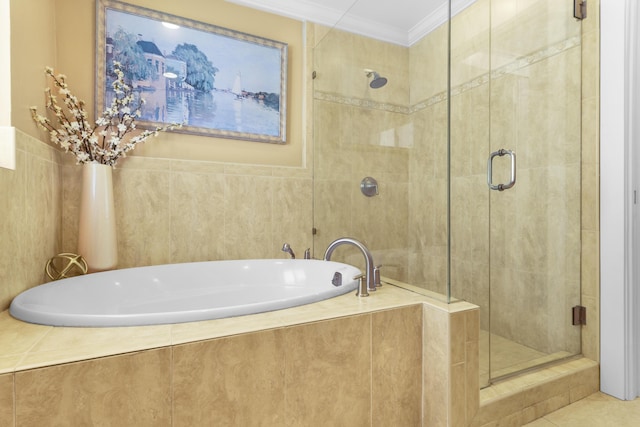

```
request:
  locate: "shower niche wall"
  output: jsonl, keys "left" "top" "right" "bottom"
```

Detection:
{"left": 311, "top": 0, "right": 583, "bottom": 387}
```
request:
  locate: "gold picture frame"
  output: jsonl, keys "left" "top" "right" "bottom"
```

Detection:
{"left": 96, "top": 0, "right": 288, "bottom": 143}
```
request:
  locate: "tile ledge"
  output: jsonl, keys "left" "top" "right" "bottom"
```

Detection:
{"left": 1, "top": 284, "right": 430, "bottom": 373}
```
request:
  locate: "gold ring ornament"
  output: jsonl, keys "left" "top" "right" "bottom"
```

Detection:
{"left": 45, "top": 253, "right": 88, "bottom": 281}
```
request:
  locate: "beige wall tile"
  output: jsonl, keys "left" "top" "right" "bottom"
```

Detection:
{"left": 271, "top": 177, "right": 314, "bottom": 257}
{"left": 466, "top": 339, "right": 481, "bottom": 420}
{"left": 15, "top": 348, "right": 171, "bottom": 426}
{"left": 0, "top": 130, "right": 62, "bottom": 312}
{"left": 313, "top": 29, "right": 409, "bottom": 106}
{"left": 372, "top": 305, "right": 422, "bottom": 426}
{"left": 450, "top": 362, "right": 468, "bottom": 427}
{"left": 224, "top": 174, "right": 275, "bottom": 259}
{"left": 0, "top": 148, "right": 26, "bottom": 312}
{"left": 581, "top": 29, "right": 600, "bottom": 101}
{"left": 581, "top": 295, "right": 600, "bottom": 362}
{"left": 24, "top": 144, "right": 62, "bottom": 283}
{"left": 581, "top": 162, "right": 599, "bottom": 232}
{"left": 423, "top": 305, "right": 450, "bottom": 426}
{"left": 450, "top": 312, "right": 467, "bottom": 365}
{"left": 466, "top": 309, "right": 481, "bottom": 419}
{"left": 284, "top": 315, "right": 371, "bottom": 426}
{"left": 313, "top": 179, "right": 353, "bottom": 253}
{"left": 61, "top": 156, "right": 313, "bottom": 268}
{"left": 173, "top": 330, "right": 285, "bottom": 426}
{"left": 491, "top": 0, "right": 579, "bottom": 68}
{"left": 451, "top": 0, "right": 490, "bottom": 87}
{"left": 580, "top": 0, "right": 600, "bottom": 364}
{"left": 112, "top": 167, "right": 172, "bottom": 268}
{"left": 0, "top": 373, "right": 13, "bottom": 425}
{"left": 581, "top": 231, "right": 599, "bottom": 300}
{"left": 410, "top": 25, "right": 448, "bottom": 104}
{"left": 581, "top": 97, "right": 600, "bottom": 166}
{"left": 61, "top": 162, "right": 82, "bottom": 253}
{"left": 169, "top": 170, "right": 225, "bottom": 262}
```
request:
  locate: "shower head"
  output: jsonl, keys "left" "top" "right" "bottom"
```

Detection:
{"left": 364, "top": 69, "right": 387, "bottom": 89}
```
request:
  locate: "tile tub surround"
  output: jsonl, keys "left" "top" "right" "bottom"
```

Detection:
{"left": 0, "top": 281, "right": 598, "bottom": 426}
{"left": 0, "top": 283, "right": 426, "bottom": 374}
{"left": 0, "top": 130, "right": 63, "bottom": 312}
{"left": 0, "top": 284, "right": 431, "bottom": 426}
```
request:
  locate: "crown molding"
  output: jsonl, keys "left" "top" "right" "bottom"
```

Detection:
{"left": 225, "top": 0, "right": 347, "bottom": 27}
{"left": 226, "top": 0, "right": 477, "bottom": 47}
{"left": 408, "top": 0, "right": 477, "bottom": 45}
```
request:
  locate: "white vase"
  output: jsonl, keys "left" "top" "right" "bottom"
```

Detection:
{"left": 77, "top": 163, "right": 118, "bottom": 272}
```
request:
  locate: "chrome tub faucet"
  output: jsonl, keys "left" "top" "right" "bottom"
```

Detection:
{"left": 282, "top": 243, "right": 312, "bottom": 260}
{"left": 281, "top": 243, "right": 296, "bottom": 259}
{"left": 323, "top": 237, "right": 376, "bottom": 297}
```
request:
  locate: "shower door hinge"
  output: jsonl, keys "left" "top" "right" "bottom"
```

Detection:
{"left": 572, "top": 305, "right": 587, "bottom": 325}
{"left": 574, "top": 0, "right": 587, "bottom": 20}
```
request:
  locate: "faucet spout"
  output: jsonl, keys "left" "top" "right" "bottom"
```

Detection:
{"left": 281, "top": 243, "right": 295, "bottom": 259}
{"left": 323, "top": 237, "right": 375, "bottom": 297}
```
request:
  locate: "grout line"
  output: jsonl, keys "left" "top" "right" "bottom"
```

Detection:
{"left": 369, "top": 313, "right": 373, "bottom": 426}
{"left": 11, "top": 326, "right": 55, "bottom": 373}
{"left": 169, "top": 346, "right": 174, "bottom": 427}
{"left": 12, "top": 373, "right": 16, "bottom": 427}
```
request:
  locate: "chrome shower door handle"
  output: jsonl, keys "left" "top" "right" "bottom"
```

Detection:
{"left": 487, "top": 149, "right": 516, "bottom": 191}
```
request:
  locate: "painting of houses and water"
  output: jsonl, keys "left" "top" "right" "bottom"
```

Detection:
{"left": 97, "top": 1, "right": 287, "bottom": 143}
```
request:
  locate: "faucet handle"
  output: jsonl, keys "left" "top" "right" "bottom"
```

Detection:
{"left": 304, "top": 248, "right": 311, "bottom": 259}
{"left": 374, "top": 265, "right": 382, "bottom": 287}
{"left": 352, "top": 274, "right": 369, "bottom": 297}
{"left": 354, "top": 273, "right": 376, "bottom": 292}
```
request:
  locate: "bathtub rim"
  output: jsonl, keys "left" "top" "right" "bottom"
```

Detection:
{"left": 9, "top": 259, "right": 361, "bottom": 328}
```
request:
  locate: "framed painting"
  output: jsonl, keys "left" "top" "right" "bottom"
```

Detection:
{"left": 96, "top": 0, "right": 288, "bottom": 143}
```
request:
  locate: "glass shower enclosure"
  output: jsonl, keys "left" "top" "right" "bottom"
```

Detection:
{"left": 311, "top": 0, "right": 583, "bottom": 387}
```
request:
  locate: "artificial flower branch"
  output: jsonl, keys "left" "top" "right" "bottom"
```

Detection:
{"left": 30, "top": 61, "right": 181, "bottom": 166}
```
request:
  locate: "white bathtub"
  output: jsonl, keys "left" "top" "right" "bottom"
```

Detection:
{"left": 9, "top": 259, "right": 361, "bottom": 327}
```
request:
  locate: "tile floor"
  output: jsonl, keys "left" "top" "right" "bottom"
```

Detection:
{"left": 523, "top": 392, "right": 640, "bottom": 426}
{"left": 479, "top": 333, "right": 640, "bottom": 425}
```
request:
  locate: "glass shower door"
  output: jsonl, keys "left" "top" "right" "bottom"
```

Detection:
{"left": 450, "top": 0, "right": 583, "bottom": 386}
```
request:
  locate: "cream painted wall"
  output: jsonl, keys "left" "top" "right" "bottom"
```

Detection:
{"left": 10, "top": 0, "right": 57, "bottom": 130}
{"left": 0, "top": 0, "right": 11, "bottom": 126}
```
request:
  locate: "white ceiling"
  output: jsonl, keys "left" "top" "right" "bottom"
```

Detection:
{"left": 226, "top": 0, "right": 477, "bottom": 46}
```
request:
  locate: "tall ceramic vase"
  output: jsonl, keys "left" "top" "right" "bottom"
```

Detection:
{"left": 77, "top": 163, "right": 118, "bottom": 272}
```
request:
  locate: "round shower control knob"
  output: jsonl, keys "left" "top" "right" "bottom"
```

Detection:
{"left": 360, "top": 176, "right": 379, "bottom": 197}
